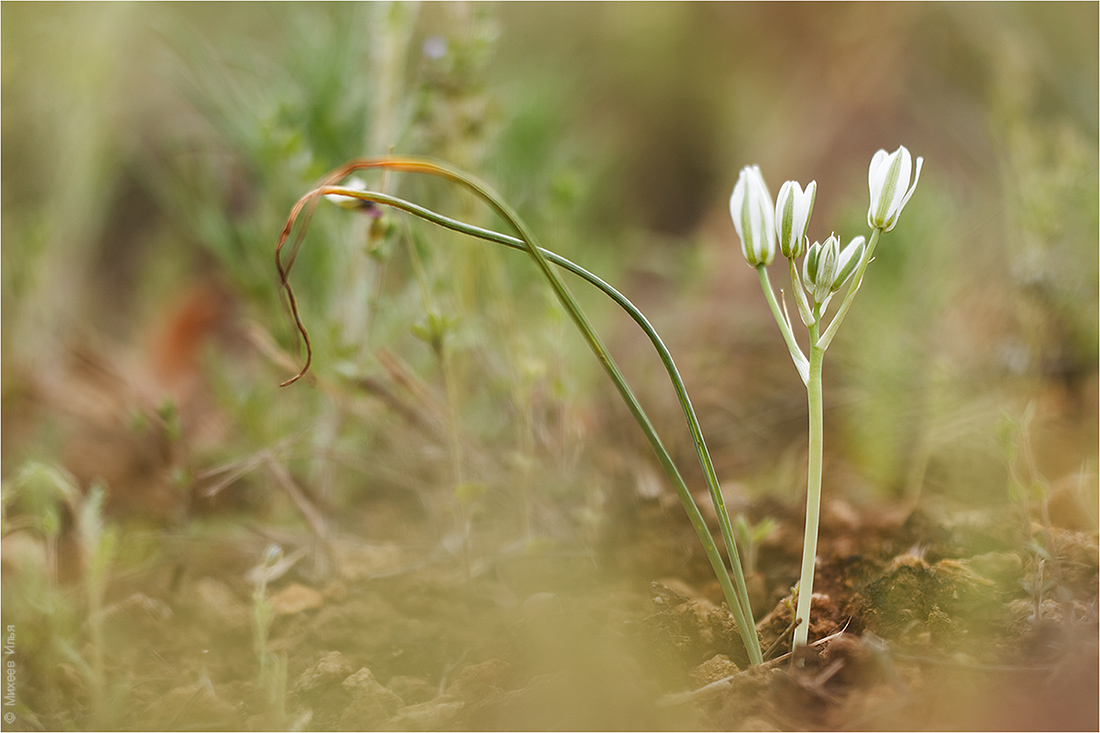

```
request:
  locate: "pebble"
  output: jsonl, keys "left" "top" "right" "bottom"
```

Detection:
{"left": 293, "top": 651, "right": 353, "bottom": 694}
{"left": 271, "top": 582, "right": 324, "bottom": 616}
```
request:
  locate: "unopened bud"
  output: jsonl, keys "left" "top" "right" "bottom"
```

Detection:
{"left": 867, "top": 146, "right": 922, "bottom": 232}
{"left": 830, "top": 236, "right": 866, "bottom": 293}
{"left": 730, "top": 165, "right": 776, "bottom": 267}
{"left": 775, "top": 180, "right": 816, "bottom": 259}
{"left": 803, "top": 235, "right": 840, "bottom": 306}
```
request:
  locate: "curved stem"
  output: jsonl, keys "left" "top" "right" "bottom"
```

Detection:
{"left": 277, "top": 159, "right": 763, "bottom": 664}
{"left": 322, "top": 186, "right": 758, "bottom": 635}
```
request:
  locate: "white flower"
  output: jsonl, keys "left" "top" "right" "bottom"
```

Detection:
{"left": 730, "top": 165, "right": 776, "bottom": 267}
{"left": 867, "top": 146, "right": 923, "bottom": 232}
{"left": 775, "top": 180, "right": 816, "bottom": 259}
{"left": 803, "top": 235, "right": 840, "bottom": 306}
{"left": 830, "top": 236, "right": 866, "bottom": 293}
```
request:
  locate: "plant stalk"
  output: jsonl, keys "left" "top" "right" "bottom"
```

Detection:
{"left": 755, "top": 265, "right": 809, "bottom": 384}
{"left": 817, "top": 227, "right": 881, "bottom": 350}
{"left": 793, "top": 321, "right": 825, "bottom": 650}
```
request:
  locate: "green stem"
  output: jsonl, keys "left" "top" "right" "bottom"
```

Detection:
{"left": 788, "top": 257, "right": 814, "bottom": 328}
{"left": 438, "top": 342, "right": 472, "bottom": 580}
{"left": 291, "top": 168, "right": 762, "bottom": 663}
{"left": 817, "top": 227, "right": 881, "bottom": 351}
{"left": 793, "top": 320, "right": 825, "bottom": 650}
{"left": 790, "top": 229, "right": 884, "bottom": 646}
{"left": 426, "top": 203, "right": 753, "bottom": 647}
{"left": 755, "top": 265, "right": 809, "bottom": 384}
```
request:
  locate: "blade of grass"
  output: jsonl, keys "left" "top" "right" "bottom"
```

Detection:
{"left": 276, "top": 158, "right": 763, "bottom": 664}
{"left": 319, "top": 185, "right": 762, "bottom": 634}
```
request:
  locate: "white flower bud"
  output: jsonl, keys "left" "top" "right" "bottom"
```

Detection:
{"left": 867, "top": 146, "right": 923, "bottom": 232}
{"left": 730, "top": 165, "right": 776, "bottom": 267}
{"left": 775, "top": 180, "right": 816, "bottom": 259}
{"left": 803, "top": 235, "right": 840, "bottom": 306}
{"left": 830, "top": 236, "right": 866, "bottom": 293}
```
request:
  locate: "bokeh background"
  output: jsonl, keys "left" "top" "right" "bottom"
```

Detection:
{"left": 1, "top": 3, "right": 1097, "bottom": 727}
{"left": 4, "top": 1, "right": 1095, "bottom": 515}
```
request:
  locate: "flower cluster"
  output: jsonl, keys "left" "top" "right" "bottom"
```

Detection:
{"left": 730, "top": 146, "right": 922, "bottom": 312}
{"left": 803, "top": 234, "right": 865, "bottom": 308}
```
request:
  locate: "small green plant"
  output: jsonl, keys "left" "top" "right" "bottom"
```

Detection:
{"left": 998, "top": 403, "right": 1063, "bottom": 623}
{"left": 274, "top": 147, "right": 921, "bottom": 664}
{"left": 733, "top": 514, "right": 776, "bottom": 580}
{"left": 5, "top": 462, "right": 81, "bottom": 586}
{"left": 1, "top": 464, "right": 109, "bottom": 727}
{"left": 76, "top": 484, "right": 119, "bottom": 726}
{"left": 250, "top": 544, "right": 288, "bottom": 724}
{"left": 19, "top": 480, "right": 123, "bottom": 728}
{"left": 730, "top": 147, "right": 923, "bottom": 650}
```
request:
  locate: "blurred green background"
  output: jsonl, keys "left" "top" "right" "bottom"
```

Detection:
{"left": 2, "top": 1, "right": 1097, "bottom": 536}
